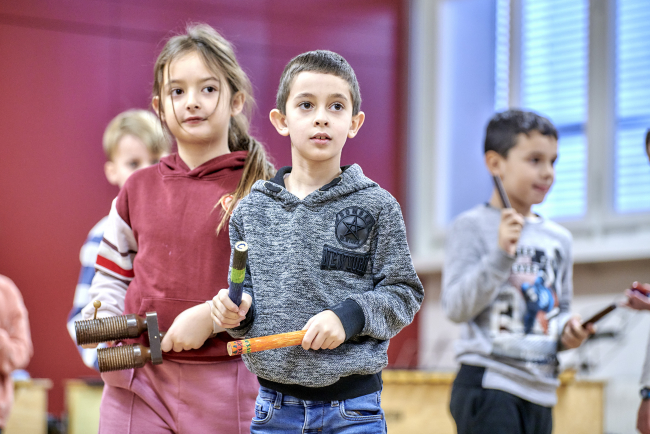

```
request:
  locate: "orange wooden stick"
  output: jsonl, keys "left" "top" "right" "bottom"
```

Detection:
{"left": 228, "top": 330, "right": 307, "bottom": 356}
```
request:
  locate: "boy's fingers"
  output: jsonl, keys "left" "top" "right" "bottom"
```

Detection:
{"left": 513, "top": 213, "right": 525, "bottom": 226}
{"left": 310, "top": 331, "right": 327, "bottom": 350}
{"left": 562, "top": 325, "right": 581, "bottom": 347}
{"left": 562, "top": 335, "right": 578, "bottom": 348}
{"left": 218, "top": 289, "right": 240, "bottom": 313}
{"left": 302, "top": 317, "right": 315, "bottom": 331}
{"left": 302, "top": 328, "right": 316, "bottom": 350}
{"left": 568, "top": 318, "right": 589, "bottom": 341}
{"left": 211, "top": 312, "right": 225, "bottom": 327}
{"left": 214, "top": 300, "right": 242, "bottom": 320}
{"left": 215, "top": 315, "right": 240, "bottom": 328}
{"left": 239, "top": 294, "right": 252, "bottom": 317}
{"left": 323, "top": 336, "right": 341, "bottom": 350}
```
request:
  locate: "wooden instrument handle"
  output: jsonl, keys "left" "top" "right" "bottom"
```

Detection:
{"left": 228, "top": 241, "right": 248, "bottom": 306}
{"left": 227, "top": 330, "right": 307, "bottom": 356}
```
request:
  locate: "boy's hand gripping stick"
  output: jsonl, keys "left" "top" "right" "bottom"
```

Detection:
{"left": 227, "top": 330, "right": 307, "bottom": 356}
{"left": 228, "top": 241, "right": 248, "bottom": 306}
{"left": 75, "top": 305, "right": 163, "bottom": 372}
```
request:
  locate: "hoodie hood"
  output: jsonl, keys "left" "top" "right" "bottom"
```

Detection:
{"left": 251, "top": 164, "right": 378, "bottom": 209}
{"left": 159, "top": 150, "right": 248, "bottom": 180}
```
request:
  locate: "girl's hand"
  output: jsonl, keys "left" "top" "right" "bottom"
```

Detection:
{"left": 498, "top": 209, "right": 524, "bottom": 256}
{"left": 211, "top": 289, "right": 252, "bottom": 328}
{"left": 624, "top": 283, "right": 650, "bottom": 311}
{"left": 301, "top": 311, "right": 345, "bottom": 351}
{"left": 637, "top": 399, "right": 650, "bottom": 434}
{"left": 560, "top": 316, "right": 594, "bottom": 349}
{"left": 161, "top": 303, "right": 213, "bottom": 352}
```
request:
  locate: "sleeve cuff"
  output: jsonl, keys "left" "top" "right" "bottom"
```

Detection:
{"left": 487, "top": 247, "right": 516, "bottom": 275}
{"left": 329, "top": 299, "right": 365, "bottom": 341}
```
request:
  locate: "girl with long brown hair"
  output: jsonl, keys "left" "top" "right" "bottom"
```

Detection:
{"left": 81, "top": 24, "right": 274, "bottom": 433}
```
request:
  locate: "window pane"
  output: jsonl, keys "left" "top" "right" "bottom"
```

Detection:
{"left": 521, "top": 0, "right": 589, "bottom": 220}
{"left": 533, "top": 132, "right": 587, "bottom": 218}
{"left": 495, "top": 0, "right": 510, "bottom": 112}
{"left": 615, "top": 0, "right": 650, "bottom": 213}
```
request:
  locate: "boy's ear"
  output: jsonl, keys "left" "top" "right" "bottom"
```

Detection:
{"left": 485, "top": 150, "right": 505, "bottom": 176}
{"left": 231, "top": 91, "right": 245, "bottom": 117}
{"left": 347, "top": 111, "right": 365, "bottom": 138}
{"left": 151, "top": 96, "right": 160, "bottom": 116}
{"left": 269, "top": 109, "right": 290, "bottom": 137}
{"left": 104, "top": 161, "right": 119, "bottom": 187}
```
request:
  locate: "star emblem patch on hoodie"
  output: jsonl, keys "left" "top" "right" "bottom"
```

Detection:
{"left": 335, "top": 206, "right": 375, "bottom": 249}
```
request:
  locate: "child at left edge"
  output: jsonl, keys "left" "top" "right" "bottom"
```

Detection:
{"left": 623, "top": 129, "right": 650, "bottom": 434}
{"left": 211, "top": 50, "right": 425, "bottom": 433}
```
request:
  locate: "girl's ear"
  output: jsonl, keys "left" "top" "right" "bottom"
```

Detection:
{"left": 269, "top": 109, "right": 290, "bottom": 137}
{"left": 485, "top": 150, "right": 505, "bottom": 176}
{"left": 347, "top": 111, "right": 365, "bottom": 138}
{"left": 152, "top": 96, "right": 161, "bottom": 117}
{"left": 231, "top": 91, "right": 245, "bottom": 117}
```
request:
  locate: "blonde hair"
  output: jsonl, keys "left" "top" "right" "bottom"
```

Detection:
{"left": 152, "top": 23, "right": 275, "bottom": 234}
{"left": 103, "top": 109, "right": 170, "bottom": 161}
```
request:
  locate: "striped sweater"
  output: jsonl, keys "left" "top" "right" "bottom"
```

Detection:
{"left": 67, "top": 217, "right": 108, "bottom": 370}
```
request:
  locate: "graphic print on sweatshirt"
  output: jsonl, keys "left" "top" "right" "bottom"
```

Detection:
{"left": 489, "top": 245, "right": 564, "bottom": 364}
{"left": 320, "top": 206, "right": 375, "bottom": 276}
{"left": 335, "top": 206, "right": 375, "bottom": 249}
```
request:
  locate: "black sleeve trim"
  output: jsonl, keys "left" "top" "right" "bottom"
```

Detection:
{"left": 329, "top": 298, "right": 365, "bottom": 341}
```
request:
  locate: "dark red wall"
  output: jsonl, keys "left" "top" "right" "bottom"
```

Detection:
{"left": 0, "top": 0, "right": 414, "bottom": 415}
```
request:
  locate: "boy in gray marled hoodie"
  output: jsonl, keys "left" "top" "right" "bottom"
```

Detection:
{"left": 443, "top": 110, "right": 593, "bottom": 434}
{"left": 211, "top": 50, "right": 423, "bottom": 433}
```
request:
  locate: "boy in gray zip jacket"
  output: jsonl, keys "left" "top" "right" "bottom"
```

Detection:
{"left": 443, "top": 110, "right": 592, "bottom": 434}
{"left": 211, "top": 50, "right": 423, "bottom": 433}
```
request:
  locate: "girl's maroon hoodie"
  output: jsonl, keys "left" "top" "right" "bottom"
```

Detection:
{"left": 114, "top": 151, "right": 247, "bottom": 362}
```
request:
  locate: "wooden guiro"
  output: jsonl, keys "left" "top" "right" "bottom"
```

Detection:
{"left": 227, "top": 330, "right": 308, "bottom": 356}
{"left": 75, "top": 311, "right": 164, "bottom": 372}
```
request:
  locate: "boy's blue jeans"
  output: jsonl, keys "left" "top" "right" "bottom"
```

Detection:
{"left": 250, "top": 386, "right": 387, "bottom": 433}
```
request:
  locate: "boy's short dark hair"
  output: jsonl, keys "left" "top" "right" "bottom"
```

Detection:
{"left": 276, "top": 50, "right": 361, "bottom": 115}
{"left": 485, "top": 109, "right": 558, "bottom": 157}
{"left": 645, "top": 129, "right": 650, "bottom": 153}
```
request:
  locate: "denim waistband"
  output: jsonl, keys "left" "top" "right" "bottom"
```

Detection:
{"left": 258, "top": 371, "right": 382, "bottom": 402}
{"left": 259, "top": 386, "right": 344, "bottom": 408}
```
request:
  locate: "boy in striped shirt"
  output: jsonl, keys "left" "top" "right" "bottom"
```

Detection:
{"left": 66, "top": 110, "right": 169, "bottom": 370}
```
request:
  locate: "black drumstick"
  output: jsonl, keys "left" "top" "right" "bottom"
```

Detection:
{"left": 581, "top": 304, "right": 617, "bottom": 327}
{"left": 492, "top": 175, "right": 512, "bottom": 209}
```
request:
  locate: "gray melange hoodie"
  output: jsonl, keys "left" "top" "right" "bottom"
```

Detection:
{"left": 442, "top": 204, "right": 573, "bottom": 407}
{"left": 227, "top": 164, "right": 424, "bottom": 389}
